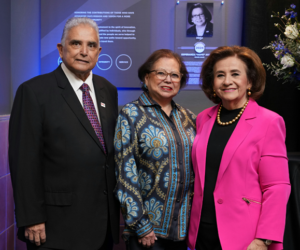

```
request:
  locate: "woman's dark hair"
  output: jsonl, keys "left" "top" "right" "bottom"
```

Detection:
{"left": 188, "top": 3, "right": 212, "bottom": 25}
{"left": 201, "top": 46, "right": 266, "bottom": 104}
{"left": 138, "top": 49, "right": 189, "bottom": 90}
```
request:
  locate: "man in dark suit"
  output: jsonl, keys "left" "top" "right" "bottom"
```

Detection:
{"left": 9, "top": 17, "right": 119, "bottom": 250}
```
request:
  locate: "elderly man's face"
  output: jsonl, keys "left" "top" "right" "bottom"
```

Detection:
{"left": 57, "top": 24, "right": 101, "bottom": 81}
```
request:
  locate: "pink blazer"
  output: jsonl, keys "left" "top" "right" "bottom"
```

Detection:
{"left": 188, "top": 99, "right": 291, "bottom": 250}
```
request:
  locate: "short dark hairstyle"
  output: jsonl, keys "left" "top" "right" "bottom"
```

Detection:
{"left": 200, "top": 46, "right": 266, "bottom": 104}
{"left": 188, "top": 3, "right": 212, "bottom": 25}
{"left": 138, "top": 49, "right": 189, "bottom": 90}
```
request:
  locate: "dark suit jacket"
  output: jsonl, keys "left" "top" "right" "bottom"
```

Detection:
{"left": 186, "top": 22, "right": 213, "bottom": 37}
{"left": 9, "top": 65, "right": 120, "bottom": 250}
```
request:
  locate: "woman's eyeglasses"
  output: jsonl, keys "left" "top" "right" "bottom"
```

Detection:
{"left": 149, "top": 69, "right": 182, "bottom": 83}
{"left": 192, "top": 13, "right": 205, "bottom": 19}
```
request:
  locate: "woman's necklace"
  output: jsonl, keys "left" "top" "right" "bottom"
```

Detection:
{"left": 217, "top": 100, "right": 249, "bottom": 126}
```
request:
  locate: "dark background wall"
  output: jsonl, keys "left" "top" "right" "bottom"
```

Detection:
{"left": 242, "top": 0, "right": 300, "bottom": 152}
{"left": 0, "top": 0, "right": 11, "bottom": 115}
{"left": 10, "top": 0, "right": 41, "bottom": 104}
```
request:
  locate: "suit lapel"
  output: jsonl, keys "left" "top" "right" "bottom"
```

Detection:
{"left": 196, "top": 105, "right": 219, "bottom": 192}
{"left": 54, "top": 66, "right": 103, "bottom": 150}
{"left": 93, "top": 76, "right": 110, "bottom": 154}
{"left": 215, "top": 100, "right": 257, "bottom": 188}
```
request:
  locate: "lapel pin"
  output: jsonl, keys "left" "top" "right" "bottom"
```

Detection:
{"left": 101, "top": 102, "right": 106, "bottom": 108}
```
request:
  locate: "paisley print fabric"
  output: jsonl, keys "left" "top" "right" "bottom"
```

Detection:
{"left": 140, "top": 125, "right": 168, "bottom": 159}
{"left": 114, "top": 92, "right": 196, "bottom": 241}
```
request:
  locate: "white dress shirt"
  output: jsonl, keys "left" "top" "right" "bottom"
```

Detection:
{"left": 61, "top": 63, "right": 101, "bottom": 123}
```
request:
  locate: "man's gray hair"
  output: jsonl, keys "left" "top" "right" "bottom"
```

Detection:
{"left": 61, "top": 17, "right": 100, "bottom": 46}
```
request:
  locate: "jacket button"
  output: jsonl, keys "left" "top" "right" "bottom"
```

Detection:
{"left": 173, "top": 217, "right": 177, "bottom": 221}
{"left": 217, "top": 199, "right": 223, "bottom": 204}
{"left": 103, "top": 190, "right": 108, "bottom": 195}
{"left": 106, "top": 164, "right": 109, "bottom": 168}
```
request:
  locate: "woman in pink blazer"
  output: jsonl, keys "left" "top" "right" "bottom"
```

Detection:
{"left": 188, "top": 46, "right": 291, "bottom": 250}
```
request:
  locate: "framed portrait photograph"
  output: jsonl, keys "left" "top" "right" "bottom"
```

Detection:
{"left": 186, "top": 2, "right": 214, "bottom": 37}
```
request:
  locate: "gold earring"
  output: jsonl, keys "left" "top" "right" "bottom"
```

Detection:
{"left": 247, "top": 88, "right": 251, "bottom": 96}
{"left": 213, "top": 90, "right": 216, "bottom": 97}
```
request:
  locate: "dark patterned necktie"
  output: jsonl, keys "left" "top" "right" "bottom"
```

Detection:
{"left": 80, "top": 83, "right": 106, "bottom": 154}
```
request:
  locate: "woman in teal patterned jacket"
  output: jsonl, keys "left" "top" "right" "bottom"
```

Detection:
{"left": 114, "top": 49, "right": 196, "bottom": 250}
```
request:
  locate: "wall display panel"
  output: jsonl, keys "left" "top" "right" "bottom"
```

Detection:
{"left": 41, "top": 0, "right": 151, "bottom": 88}
{"left": 175, "top": 0, "right": 225, "bottom": 89}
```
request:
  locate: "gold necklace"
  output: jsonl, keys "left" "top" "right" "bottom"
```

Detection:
{"left": 217, "top": 100, "right": 249, "bottom": 126}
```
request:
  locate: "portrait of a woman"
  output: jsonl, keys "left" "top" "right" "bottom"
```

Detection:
{"left": 186, "top": 3, "right": 213, "bottom": 37}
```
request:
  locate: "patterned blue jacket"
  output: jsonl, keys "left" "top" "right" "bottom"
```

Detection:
{"left": 114, "top": 92, "right": 196, "bottom": 241}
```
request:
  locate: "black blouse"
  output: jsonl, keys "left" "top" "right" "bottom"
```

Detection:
{"left": 201, "top": 106, "right": 243, "bottom": 223}
{"left": 196, "top": 107, "right": 244, "bottom": 249}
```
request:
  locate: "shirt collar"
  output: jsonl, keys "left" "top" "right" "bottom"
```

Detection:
{"left": 61, "top": 62, "right": 94, "bottom": 92}
{"left": 138, "top": 91, "right": 180, "bottom": 111}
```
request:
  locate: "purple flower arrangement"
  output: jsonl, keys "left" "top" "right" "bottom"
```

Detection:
{"left": 263, "top": 4, "right": 300, "bottom": 88}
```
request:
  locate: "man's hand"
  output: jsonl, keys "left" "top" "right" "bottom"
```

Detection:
{"left": 247, "top": 239, "right": 268, "bottom": 250}
{"left": 25, "top": 223, "right": 46, "bottom": 246}
{"left": 138, "top": 231, "right": 157, "bottom": 248}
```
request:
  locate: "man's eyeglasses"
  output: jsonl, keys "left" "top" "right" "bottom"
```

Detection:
{"left": 192, "top": 13, "right": 205, "bottom": 19}
{"left": 149, "top": 69, "right": 182, "bottom": 83}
